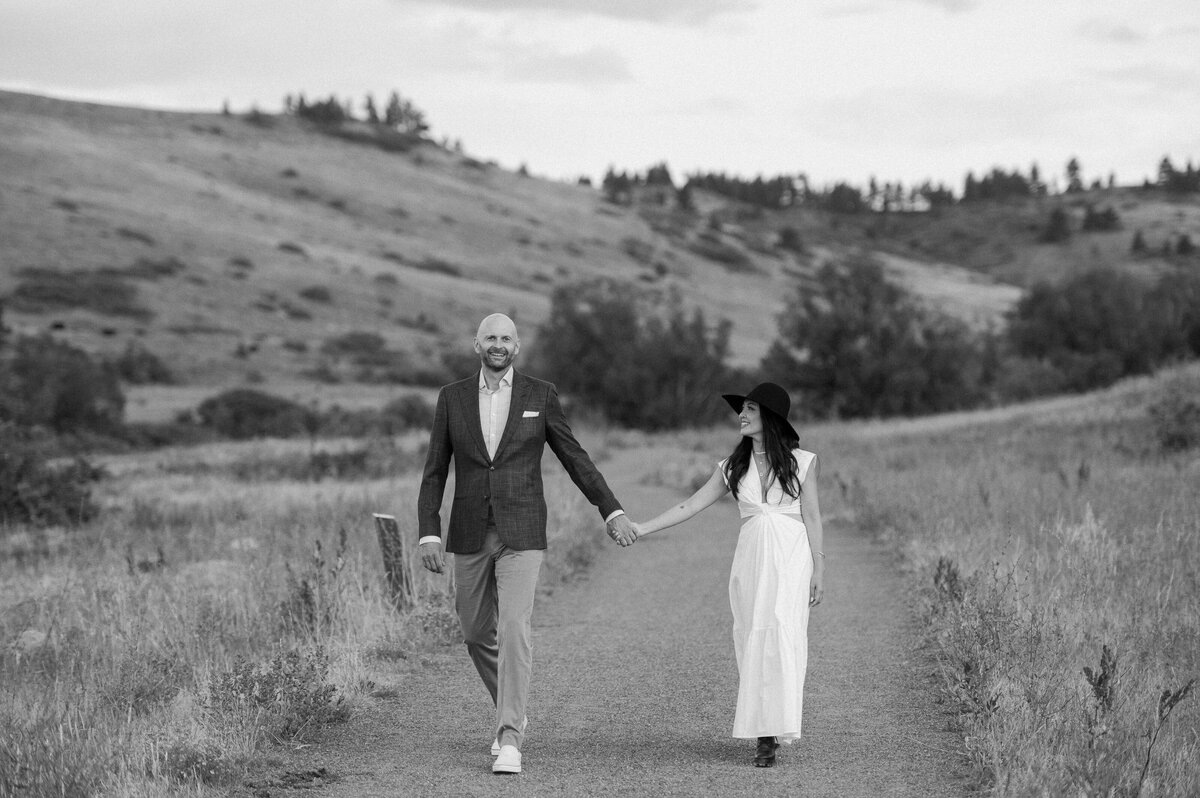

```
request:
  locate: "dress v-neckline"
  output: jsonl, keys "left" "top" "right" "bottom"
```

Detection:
{"left": 752, "top": 453, "right": 771, "bottom": 501}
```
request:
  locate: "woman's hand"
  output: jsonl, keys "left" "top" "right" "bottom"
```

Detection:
{"left": 809, "top": 569, "right": 824, "bottom": 607}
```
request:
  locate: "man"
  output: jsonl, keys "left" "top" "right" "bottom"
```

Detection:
{"left": 417, "top": 313, "right": 637, "bottom": 775}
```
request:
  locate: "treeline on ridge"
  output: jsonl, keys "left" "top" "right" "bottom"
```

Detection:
{"left": 602, "top": 155, "right": 1200, "bottom": 213}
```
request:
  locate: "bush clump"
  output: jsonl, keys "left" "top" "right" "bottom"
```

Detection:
{"left": 207, "top": 646, "right": 347, "bottom": 743}
{"left": 1149, "top": 371, "right": 1200, "bottom": 451}
{"left": 0, "top": 424, "right": 102, "bottom": 527}
{"left": 8, "top": 267, "right": 152, "bottom": 319}
{"left": 195, "top": 389, "right": 313, "bottom": 439}
{"left": 110, "top": 342, "right": 176, "bottom": 385}
{"left": 0, "top": 335, "right": 125, "bottom": 432}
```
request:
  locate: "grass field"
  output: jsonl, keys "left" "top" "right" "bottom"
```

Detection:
{"left": 3, "top": 369, "right": 1198, "bottom": 796}
{"left": 0, "top": 430, "right": 608, "bottom": 796}
{"left": 635, "top": 366, "right": 1200, "bottom": 796}
{"left": 812, "top": 367, "right": 1200, "bottom": 795}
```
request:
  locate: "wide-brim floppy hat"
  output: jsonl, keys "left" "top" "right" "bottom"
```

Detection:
{"left": 721, "top": 382, "right": 799, "bottom": 440}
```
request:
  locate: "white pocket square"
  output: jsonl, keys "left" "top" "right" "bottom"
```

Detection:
{"left": 522, "top": 410, "right": 540, "bottom": 418}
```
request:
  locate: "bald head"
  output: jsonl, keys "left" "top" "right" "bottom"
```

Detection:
{"left": 476, "top": 313, "right": 518, "bottom": 341}
{"left": 474, "top": 313, "right": 521, "bottom": 375}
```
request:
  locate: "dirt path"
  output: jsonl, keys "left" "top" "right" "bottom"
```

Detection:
{"left": 278, "top": 451, "right": 971, "bottom": 797}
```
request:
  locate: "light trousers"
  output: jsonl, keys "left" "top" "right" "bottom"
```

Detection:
{"left": 453, "top": 528, "right": 543, "bottom": 749}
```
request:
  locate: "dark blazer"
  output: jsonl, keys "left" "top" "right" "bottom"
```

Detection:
{"left": 417, "top": 370, "right": 621, "bottom": 554}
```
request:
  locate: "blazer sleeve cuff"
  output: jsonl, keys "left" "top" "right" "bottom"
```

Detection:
{"left": 604, "top": 509, "right": 625, "bottom": 523}
{"left": 418, "top": 535, "right": 443, "bottom": 546}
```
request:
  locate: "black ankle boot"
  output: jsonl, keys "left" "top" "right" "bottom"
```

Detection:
{"left": 753, "top": 736, "right": 779, "bottom": 767}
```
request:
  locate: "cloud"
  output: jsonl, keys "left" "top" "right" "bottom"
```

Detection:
{"left": 397, "top": 0, "right": 756, "bottom": 25}
{"left": 501, "top": 46, "right": 633, "bottom": 83}
{"left": 818, "top": 0, "right": 976, "bottom": 18}
{"left": 1090, "top": 63, "right": 1200, "bottom": 93}
{"left": 1078, "top": 18, "right": 1146, "bottom": 44}
{"left": 899, "top": 0, "right": 977, "bottom": 12}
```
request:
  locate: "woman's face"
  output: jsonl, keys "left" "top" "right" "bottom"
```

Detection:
{"left": 738, "top": 400, "right": 763, "bottom": 439}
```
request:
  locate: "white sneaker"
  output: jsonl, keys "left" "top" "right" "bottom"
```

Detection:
{"left": 490, "top": 716, "right": 528, "bottom": 756}
{"left": 492, "top": 745, "right": 521, "bottom": 775}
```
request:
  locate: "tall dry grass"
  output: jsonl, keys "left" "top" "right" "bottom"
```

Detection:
{"left": 630, "top": 371, "right": 1198, "bottom": 795}
{"left": 0, "top": 434, "right": 607, "bottom": 796}
{"left": 815, "top": 393, "right": 1200, "bottom": 795}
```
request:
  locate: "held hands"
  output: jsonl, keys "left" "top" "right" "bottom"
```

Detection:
{"left": 607, "top": 514, "right": 640, "bottom": 547}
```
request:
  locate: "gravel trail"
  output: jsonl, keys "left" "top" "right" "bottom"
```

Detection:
{"left": 287, "top": 451, "right": 971, "bottom": 797}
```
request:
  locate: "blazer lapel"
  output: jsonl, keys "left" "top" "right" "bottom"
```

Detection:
{"left": 494, "top": 371, "right": 532, "bottom": 460}
{"left": 456, "top": 374, "right": 489, "bottom": 462}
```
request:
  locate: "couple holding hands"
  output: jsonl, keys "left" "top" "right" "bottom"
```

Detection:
{"left": 417, "top": 313, "right": 826, "bottom": 774}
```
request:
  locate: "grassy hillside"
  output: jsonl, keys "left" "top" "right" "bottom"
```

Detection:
{"left": 2, "top": 89, "right": 1194, "bottom": 424}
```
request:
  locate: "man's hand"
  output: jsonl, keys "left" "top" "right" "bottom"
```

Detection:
{"left": 420, "top": 540, "right": 446, "bottom": 574}
{"left": 607, "top": 514, "right": 638, "bottom": 547}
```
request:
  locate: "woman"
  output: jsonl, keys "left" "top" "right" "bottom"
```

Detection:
{"left": 631, "top": 382, "right": 825, "bottom": 767}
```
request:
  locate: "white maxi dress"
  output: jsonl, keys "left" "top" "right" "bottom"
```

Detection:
{"left": 724, "top": 447, "right": 816, "bottom": 742}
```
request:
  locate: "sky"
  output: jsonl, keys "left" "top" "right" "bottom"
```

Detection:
{"left": 2, "top": 0, "right": 1199, "bottom": 191}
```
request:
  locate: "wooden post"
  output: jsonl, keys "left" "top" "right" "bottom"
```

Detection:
{"left": 373, "top": 513, "right": 413, "bottom": 610}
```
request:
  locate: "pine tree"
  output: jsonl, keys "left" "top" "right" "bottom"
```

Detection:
{"left": 1041, "top": 207, "right": 1072, "bottom": 243}
{"left": 1066, "top": 157, "right": 1083, "bottom": 193}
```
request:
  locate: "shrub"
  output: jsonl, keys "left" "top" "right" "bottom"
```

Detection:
{"left": 298, "top": 285, "right": 333, "bottom": 303}
{"left": 321, "top": 331, "right": 387, "bottom": 360}
{"left": 688, "top": 232, "right": 756, "bottom": 272}
{"left": 195, "top": 389, "right": 313, "bottom": 439}
{"left": 121, "top": 256, "right": 187, "bottom": 280}
{"left": 318, "top": 332, "right": 414, "bottom": 383}
{"left": 778, "top": 225, "right": 805, "bottom": 252}
{"left": 1040, "top": 207, "right": 1072, "bottom": 243}
{"left": 1081, "top": 204, "right": 1120, "bottom": 232}
{"left": 1149, "top": 371, "right": 1200, "bottom": 451}
{"left": 110, "top": 342, "right": 176, "bottom": 385}
{"left": 0, "top": 335, "right": 125, "bottom": 432}
{"left": 621, "top": 237, "right": 655, "bottom": 266}
{"left": 0, "top": 424, "right": 102, "bottom": 527}
{"left": 409, "top": 257, "right": 462, "bottom": 277}
{"left": 8, "top": 267, "right": 152, "bottom": 319}
{"left": 379, "top": 394, "right": 434, "bottom": 432}
{"left": 207, "top": 646, "right": 347, "bottom": 743}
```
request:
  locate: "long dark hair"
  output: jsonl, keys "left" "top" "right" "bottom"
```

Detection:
{"left": 723, "top": 407, "right": 801, "bottom": 500}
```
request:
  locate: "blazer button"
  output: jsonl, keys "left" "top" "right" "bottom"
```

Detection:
{"left": 489, "top": 466, "right": 495, "bottom": 471}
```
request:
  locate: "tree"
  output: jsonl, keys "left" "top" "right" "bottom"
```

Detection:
{"left": 761, "top": 256, "right": 984, "bottom": 418}
{"left": 676, "top": 180, "right": 695, "bottom": 212}
{"left": 364, "top": 93, "right": 379, "bottom": 124}
{"left": 383, "top": 91, "right": 428, "bottom": 135}
{"left": 0, "top": 335, "right": 124, "bottom": 433}
{"left": 1081, "top": 204, "right": 1120, "bottom": 232}
{"left": 1131, "top": 229, "right": 1148, "bottom": 254}
{"left": 1007, "top": 269, "right": 1166, "bottom": 391}
{"left": 1066, "top": 157, "right": 1084, "bottom": 193}
{"left": 534, "top": 279, "right": 735, "bottom": 430}
{"left": 1040, "top": 207, "right": 1072, "bottom": 243}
